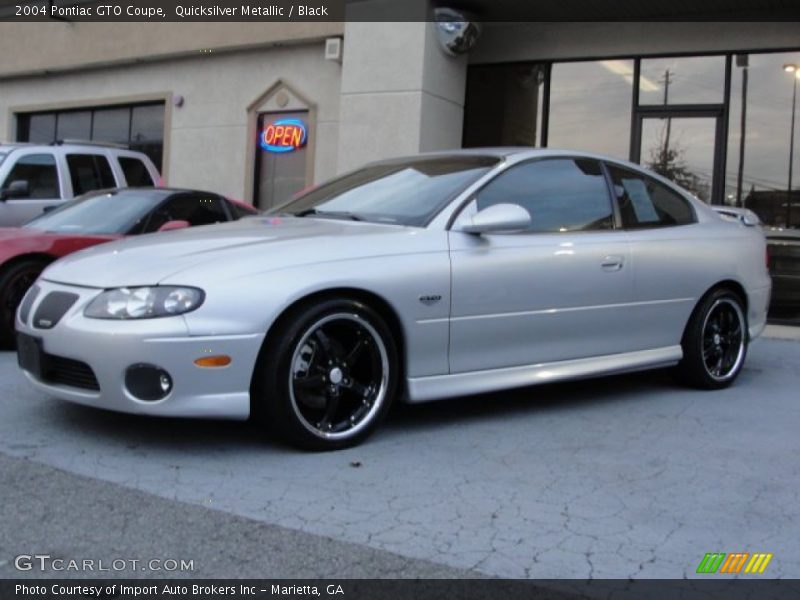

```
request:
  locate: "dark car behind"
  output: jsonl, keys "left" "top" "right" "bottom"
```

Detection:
{"left": 766, "top": 227, "right": 800, "bottom": 314}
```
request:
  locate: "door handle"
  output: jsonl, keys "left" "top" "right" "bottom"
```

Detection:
{"left": 601, "top": 255, "right": 624, "bottom": 271}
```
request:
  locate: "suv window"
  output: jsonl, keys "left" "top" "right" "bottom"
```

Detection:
{"left": 66, "top": 153, "right": 116, "bottom": 195}
{"left": 119, "top": 156, "right": 155, "bottom": 186}
{"left": 476, "top": 158, "right": 614, "bottom": 233}
{"left": 1, "top": 153, "right": 59, "bottom": 199}
{"left": 145, "top": 194, "right": 227, "bottom": 232}
{"left": 606, "top": 164, "right": 696, "bottom": 228}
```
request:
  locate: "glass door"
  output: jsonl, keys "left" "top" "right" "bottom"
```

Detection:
{"left": 632, "top": 112, "right": 723, "bottom": 203}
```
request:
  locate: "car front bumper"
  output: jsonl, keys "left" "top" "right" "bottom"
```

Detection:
{"left": 16, "top": 280, "right": 264, "bottom": 419}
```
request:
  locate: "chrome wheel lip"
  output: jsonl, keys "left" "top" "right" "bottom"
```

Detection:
{"left": 288, "top": 312, "right": 389, "bottom": 441}
{"left": 700, "top": 298, "right": 746, "bottom": 382}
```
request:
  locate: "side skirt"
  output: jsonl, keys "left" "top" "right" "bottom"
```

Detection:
{"left": 405, "top": 346, "right": 683, "bottom": 403}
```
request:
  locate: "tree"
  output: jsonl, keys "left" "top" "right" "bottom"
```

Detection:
{"left": 646, "top": 121, "right": 710, "bottom": 201}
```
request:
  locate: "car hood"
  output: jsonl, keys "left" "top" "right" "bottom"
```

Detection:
{"left": 0, "top": 226, "right": 119, "bottom": 258}
{"left": 42, "top": 216, "right": 437, "bottom": 288}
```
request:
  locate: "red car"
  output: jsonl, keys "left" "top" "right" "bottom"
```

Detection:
{"left": 0, "top": 187, "right": 257, "bottom": 346}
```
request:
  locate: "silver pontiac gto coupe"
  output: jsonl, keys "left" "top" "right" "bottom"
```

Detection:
{"left": 16, "top": 149, "right": 771, "bottom": 449}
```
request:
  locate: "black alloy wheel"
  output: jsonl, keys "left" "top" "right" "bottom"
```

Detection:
{"left": 255, "top": 298, "right": 398, "bottom": 450}
{"left": 678, "top": 288, "right": 748, "bottom": 389}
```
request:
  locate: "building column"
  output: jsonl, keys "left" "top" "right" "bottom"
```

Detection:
{"left": 336, "top": 17, "right": 468, "bottom": 173}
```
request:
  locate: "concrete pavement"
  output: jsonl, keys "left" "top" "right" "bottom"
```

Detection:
{"left": 0, "top": 337, "right": 799, "bottom": 579}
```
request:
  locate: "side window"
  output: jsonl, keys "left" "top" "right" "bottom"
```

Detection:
{"left": 145, "top": 194, "right": 228, "bottom": 232}
{"left": 475, "top": 158, "right": 614, "bottom": 233}
{"left": 1, "top": 153, "right": 59, "bottom": 199}
{"left": 119, "top": 157, "right": 155, "bottom": 187}
{"left": 606, "top": 165, "right": 696, "bottom": 228}
{"left": 66, "top": 154, "right": 117, "bottom": 195}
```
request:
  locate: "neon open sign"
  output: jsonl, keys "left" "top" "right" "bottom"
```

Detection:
{"left": 260, "top": 118, "right": 308, "bottom": 153}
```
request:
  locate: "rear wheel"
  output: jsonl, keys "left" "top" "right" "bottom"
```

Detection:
{"left": 254, "top": 298, "right": 399, "bottom": 450}
{"left": 0, "top": 259, "right": 46, "bottom": 349}
{"left": 678, "top": 289, "right": 748, "bottom": 389}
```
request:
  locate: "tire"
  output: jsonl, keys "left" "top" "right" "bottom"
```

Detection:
{"left": 253, "top": 298, "right": 399, "bottom": 450}
{"left": 677, "top": 288, "right": 748, "bottom": 389}
{"left": 0, "top": 259, "right": 46, "bottom": 349}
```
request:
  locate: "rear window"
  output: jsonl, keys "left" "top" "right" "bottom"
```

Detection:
{"left": 119, "top": 156, "right": 155, "bottom": 186}
{"left": 606, "top": 164, "right": 696, "bottom": 228}
{"left": 66, "top": 154, "right": 117, "bottom": 195}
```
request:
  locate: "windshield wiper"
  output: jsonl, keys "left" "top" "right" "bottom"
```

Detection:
{"left": 293, "top": 209, "right": 363, "bottom": 221}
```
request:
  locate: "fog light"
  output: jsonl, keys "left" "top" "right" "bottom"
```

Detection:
{"left": 125, "top": 364, "right": 173, "bottom": 401}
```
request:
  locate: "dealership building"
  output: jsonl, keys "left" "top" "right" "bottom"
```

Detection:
{"left": 0, "top": 6, "right": 798, "bottom": 228}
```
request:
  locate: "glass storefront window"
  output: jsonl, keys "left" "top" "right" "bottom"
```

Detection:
{"left": 639, "top": 56, "right": 726, "bottom": 105}
{"left": 16, "top": 103, "right": 165, "bottom": 170}
{"left": 728, "top": 51, "right": 800, "bottom": 228}
{"left": 463, "top": 63, "right": 545, "bottom": 148}
{"left": 92, "top": 107, "right": 131, "bottom": 143}
{"left": 640, "top": 117, "right": 716, "bottom": 201}
{"left": 56, "top": 110, "right": 91, "bottom": 140}
{"left": 25, "top": 114, "right": 56, "bottom": 143}
{"left": 547, "top": 60, "right": 633, "bottom": 159}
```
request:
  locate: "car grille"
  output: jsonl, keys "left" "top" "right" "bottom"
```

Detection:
{"left": 32, "top": 291, "right": 79, "bottom": 329}
{"left": 44, "top": 354, "right": 100, "bottom": 391}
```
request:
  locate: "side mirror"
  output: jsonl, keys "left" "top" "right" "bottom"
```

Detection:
{"left": 0, "top": 180, "right": 31, "bottom": 201}
{"left": 461, "top": 203, "right": 531, "bottom": 234}
{"left": 158, "top": 219, "right": 190, "bottom": 232}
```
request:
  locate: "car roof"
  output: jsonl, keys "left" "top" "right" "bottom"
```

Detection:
{"left": 0, "top": 141, "right": 145, "bottom": 153}
{"left": 376, "top": 146, "right": 647, "bottom": 166}
{"left": 94, "top": 187, "right": 222, "bottom": 196}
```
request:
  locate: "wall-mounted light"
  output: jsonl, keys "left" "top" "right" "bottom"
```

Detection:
{"left": 173, "top": 95, "right": 184, "bottom": 108}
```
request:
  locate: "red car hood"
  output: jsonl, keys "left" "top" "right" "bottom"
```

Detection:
{"left": 0, "top": 227, "right": 121, "bottom": 263}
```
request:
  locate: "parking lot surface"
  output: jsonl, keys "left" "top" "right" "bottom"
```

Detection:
{"left": 0, "top": 337, "right": 799, "bottom": 579}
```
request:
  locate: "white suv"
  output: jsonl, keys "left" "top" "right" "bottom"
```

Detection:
{"left": 0, "top": 141, "right": 161, "bottom": 226}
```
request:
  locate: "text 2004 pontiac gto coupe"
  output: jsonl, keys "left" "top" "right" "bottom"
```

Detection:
{"left": 16, "top": 149, "right": 771, "bottom": 449}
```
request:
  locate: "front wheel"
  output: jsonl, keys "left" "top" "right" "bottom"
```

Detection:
{"left": 0, "top": 259, "right": 46, "bottom": 349}
{"left": 678, "top": 289, "right": 748, "bottom": 389}
{"left": 254, "top": 299, "right": 399, "bottom": 450}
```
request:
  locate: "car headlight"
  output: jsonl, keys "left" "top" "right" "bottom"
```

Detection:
{"left": 84, "top": 286, "right": 205, "bottom": 319}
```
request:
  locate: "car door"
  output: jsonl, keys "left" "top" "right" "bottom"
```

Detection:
{"left": 447, "top": 157, "right": 634, "bottom": 374}
{"left": 603, "top": 162, "right": 706, "bottom": 350}
{"left": 0, "top": 151, "right": 62, "bottom": 226}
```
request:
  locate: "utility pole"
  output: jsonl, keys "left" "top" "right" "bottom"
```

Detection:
{"left": 660, "top": 69, "right": 673, "bottom": 167}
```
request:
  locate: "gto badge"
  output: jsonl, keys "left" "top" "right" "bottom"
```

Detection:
{"left": 419, "top": 294, "right": 442, "bottom": 306}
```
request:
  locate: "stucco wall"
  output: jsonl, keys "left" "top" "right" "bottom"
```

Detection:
{"left": 0, "top": 42, "right": 342, "bottom": 202}
{"left": 0, "top": 22, "right": 343, "bottom": 78}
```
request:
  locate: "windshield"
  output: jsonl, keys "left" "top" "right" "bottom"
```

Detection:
{"left": 24, "top": 189, "right": 166, "bottom": 235}
{"left": 272, "top": 156, "right": 499, "bottom": 226}
{"left": 0, "top": 149, "right": 9, "bottom": 168}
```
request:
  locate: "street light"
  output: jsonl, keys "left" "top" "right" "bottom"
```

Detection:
{"left": 784, "top": 63, "right": 800, "bottom": 228}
